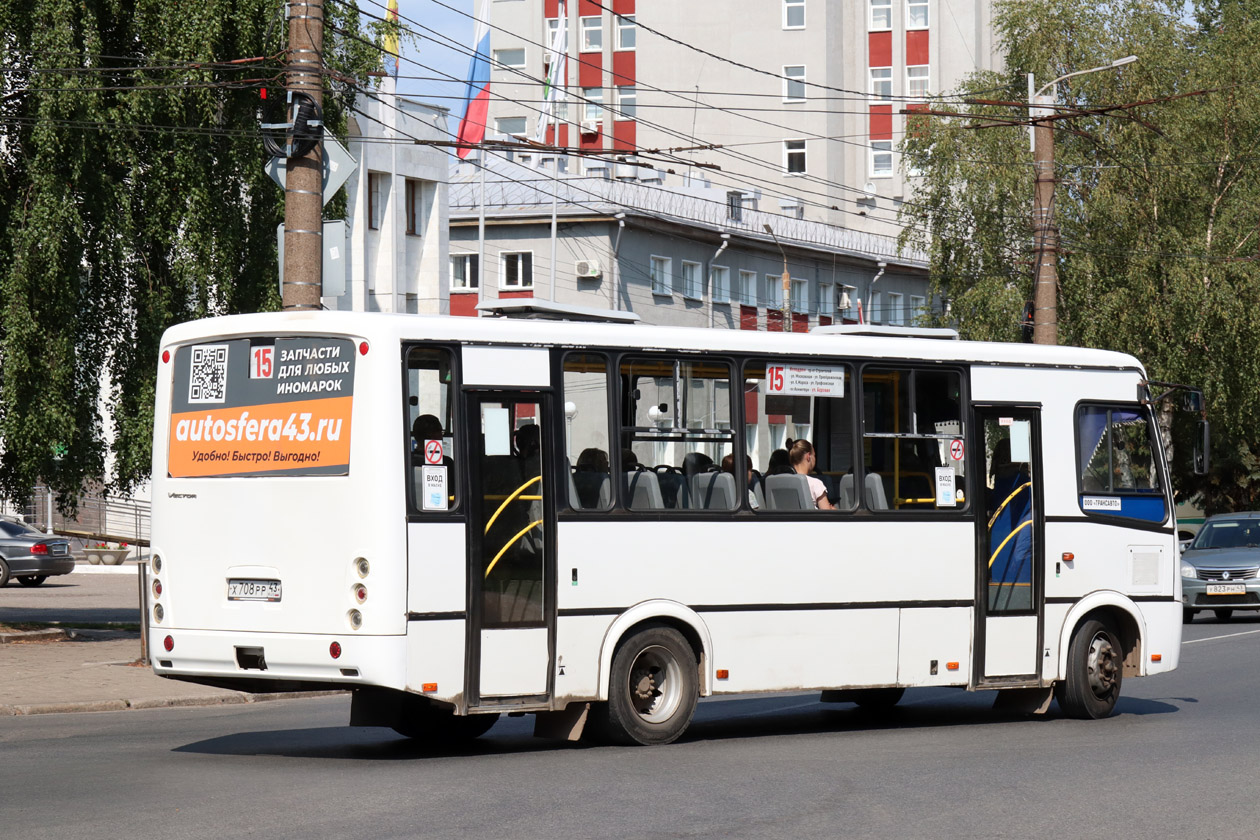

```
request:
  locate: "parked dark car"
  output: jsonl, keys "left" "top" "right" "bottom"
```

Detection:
{"left": 0, "top": 519, "right": 73, "bottom": 587}
{"left": 1181, "top": 511, "right": 1260, "bottom": 623}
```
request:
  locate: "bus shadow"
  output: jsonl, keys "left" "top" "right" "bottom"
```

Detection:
{"left": 173, "top": 690, "right": 1182, "bottom": 760}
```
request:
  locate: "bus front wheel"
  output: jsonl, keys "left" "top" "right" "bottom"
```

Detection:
{"left": 593, "top": 625, "right": 698, "bottom": 746}
{"left": 1054, "top": 618, "right": 1123, "bottom": 720}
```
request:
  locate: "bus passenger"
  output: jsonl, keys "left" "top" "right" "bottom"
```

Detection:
{"left": 574, "top": 447, "right": 610, "bottom": 509}
{"left": 790, "top": 439, "right": 835, "bottom": 510}
{"left": 722, "top": 452, "right": 760, "bottom": 510}
{"left": 766, "top": 448, "right": 792, "bottom": 476}
{"left": 412, "top": 414, "right": 453, "bottom": 467}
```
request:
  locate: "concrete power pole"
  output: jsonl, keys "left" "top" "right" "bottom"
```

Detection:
{"left": 1031, "top": 114, "right": 1057, "bottom": 345}
{"left": 282, "top": 0, "right": 325, "bottom": 311}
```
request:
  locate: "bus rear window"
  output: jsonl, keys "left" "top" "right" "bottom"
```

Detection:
{"left": 168, "top": 337, "right": 355, "bottom": 478}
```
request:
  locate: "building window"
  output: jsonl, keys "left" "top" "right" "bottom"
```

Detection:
{"left": 870, "top": 0, "right": 892, "bottom": 30}
{"left": 582, "top": 87, "right": 603, "bottom": 122}
{"left": 546, "top": 17, "right": 569, "bottom": 41}
{"left": 870, "top": 67, "right": 892, "bottom": 101}
{"left": 711, "top": 266, "right": 730, "bottom": 304}
{"left": 501, "top": 252, "right": 533, "bottom": 289}
{"left": 650, "top": 256, "right": 672, "bottom": 296}
{"left": 819, "top": 283, "right": 834, "bottom": 314}
{"left": 910, "top": 294, "right": 926, "bottom": 322}
{"left": 616, "top": 15, "right": 635, "bottom": 50}
{"left": 405, "top": 179, "right": 427, "bottom": 236}
{"left": 764, "top": 275, "right": 783, "bottom": 309}
{"left": 368, "top": 172, "right": 387, "bottom": 230}
{"left": 907, "top": 65, "right": 929, "bottom": 99}
{"left": 451, "top": 254, "right": 479, "bottom": 290}
{"left": 784, "top": 65, "right": 806, "bottom": 102}
{"left": 871, "top": 140, "right": 894, "bottom": 178}
{"left": 869, "top": 291, "right": 882, "bottom": 323}
{"left": 888, "top": 291, "right": 904, "bottom": 325}
{"left": 785, "top": 139, "right": 806, "bottom": 174}
{"left": 495, "top": 116, "right": 528, "bottom": 137}
{"left": 907, "top": 0, "right": 929, "bottom": 28}
{"left": 615, "top": 85, "right": 636, "bottom": 120}
{"left": 739, "top": 270, "right": 757, "bottom": 305}
{"left": 682, "top": 260, "right": 703, "bottom": 300}
{"left": 783, "top": 0, "right": 805, "bottom": 29}
{"left": 791, "top": 279, "right": 809, "bottom": 314}
{"left": 726, "top": 191, "right": 744, "bottom": 221}
{"left": 580, "top": 16, "right": 602, "bottom": 52}
{"left": 492, "top": 48, "right": 526, "bottom": 68}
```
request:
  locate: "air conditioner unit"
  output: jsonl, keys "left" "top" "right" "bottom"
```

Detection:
{"left": 580, "top": 120, "right": 601, "bottom": 137}
{"left": 575, "top": 258, "right": 602, "bottom": 278}
{"left": 839, "top": 290, "right": 852, "bottom": 311}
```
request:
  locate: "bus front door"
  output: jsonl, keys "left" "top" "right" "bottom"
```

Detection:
{"left": 465, "top": 392, "right": 555, "bottom": 707}
{"left": 973, "top": 406, "right": 1044, "bottom": 685}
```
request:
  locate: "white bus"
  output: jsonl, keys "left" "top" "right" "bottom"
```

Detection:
{"left": 149, "top": 311, "right": 1204, "bottom": 745}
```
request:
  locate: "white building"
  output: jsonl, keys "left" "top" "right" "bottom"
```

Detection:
{"left": 333, "top": 95, "right": 451, "bottom": 313}
{"left": 481, "top": 0, "right": 1000, "bottom": 234}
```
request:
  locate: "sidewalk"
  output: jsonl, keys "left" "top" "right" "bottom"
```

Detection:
{"left": 0, "top": 567, "right": 344, "bottom": 716}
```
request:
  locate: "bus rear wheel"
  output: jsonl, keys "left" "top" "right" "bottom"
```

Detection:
{"left": 392, "top": 697, "right": 499, "bottom": 744}
{"left": 594, "top": 625, "right": 698, "bottom": 746}
{"left": 1054, "top": 619, "right": 1123, "bottom": 720}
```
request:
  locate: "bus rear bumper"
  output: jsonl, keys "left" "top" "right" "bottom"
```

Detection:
{"left": 148, "top": 628, "right": 407, "bottom": 692}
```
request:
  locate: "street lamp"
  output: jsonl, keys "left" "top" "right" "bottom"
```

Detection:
{"left": 564, "top": 401, "right": 578, "bottom": 458}
{"left": 1027, "top": 55, "right": 1137, "bottom": 345}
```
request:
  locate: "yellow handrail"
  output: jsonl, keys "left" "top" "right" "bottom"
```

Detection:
{"left": 484, "top": 520, "right": 544, "bottom": 578}
{"left": 484, "top": 474, "right": 542, "bottom": 535}
{"left": 988, "top": 518, "right": 1033, "bottom": 568}
{"left": 987, "top": 481, "right": 1031, "bottom": 531}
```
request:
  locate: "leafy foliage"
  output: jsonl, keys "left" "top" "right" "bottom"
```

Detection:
{"left": 900, "top": 0, "right": 1260, "bottom": 511}
{"left": 0, "top": 0, "right": 383, "bottom": 510}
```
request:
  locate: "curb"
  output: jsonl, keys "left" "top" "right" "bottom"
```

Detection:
{"left": 0, "top": 628, "right": 70, "bottom": 643}
{"left": 71, "top": 564, "right": 144, "bottom": 575}
{"left": 0, "top": 690, "right": 346, "bottom": 717}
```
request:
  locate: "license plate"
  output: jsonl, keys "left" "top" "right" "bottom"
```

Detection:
{"left": 1207, "top": 583, "right": 1246, "bottom": 596}
{"left": 227, "top": 579, "right": 282, "bottom": 602}
{"left": 51, "top": 545, "right": 67, "bottom": 555}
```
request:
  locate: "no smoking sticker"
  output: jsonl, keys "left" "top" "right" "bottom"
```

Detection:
{"left": 950, "top": 439, "right": 965, "bottom": 461}
{"left": 424, "top": 439, "right": 444, "bottom": 465}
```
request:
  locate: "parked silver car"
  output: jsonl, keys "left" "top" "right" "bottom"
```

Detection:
{"left": 0, "top": 519, "right": 73, "bottom": 587}
{"left": 1181, "top": 512, "right": 1260, "bottom": 623}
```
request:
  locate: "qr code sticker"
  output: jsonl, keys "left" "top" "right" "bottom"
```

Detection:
{"left": 188, "top": 345, "right": 230, "bottom": 403}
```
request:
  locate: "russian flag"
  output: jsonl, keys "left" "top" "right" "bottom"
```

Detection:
{"left": 456, "top": 0, "right": 492, "bottom": 159}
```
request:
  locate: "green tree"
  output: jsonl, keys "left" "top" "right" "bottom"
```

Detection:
{"left": 900, "top": 0, "right": 1260, "bottom": 511}
{"left": 0, "top": 0, "right": 384, "bottom": 510}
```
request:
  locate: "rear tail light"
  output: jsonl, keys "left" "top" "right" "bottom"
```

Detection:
{"left": 152, "top": 579, "right": 163, "bottom": 598}
{"left": 353, "top": 583, "right": 367, "bottom": 603}
{"left": 330, "top": 641, "right": 342, "bottom": 659}
{"left": 163, "top": 635, "right": 174, "bottom": 652}
{"left": 31, "top": 543, "right": 48, "bottom": 555}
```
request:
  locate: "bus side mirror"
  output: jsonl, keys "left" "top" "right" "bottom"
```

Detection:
{"left": 1184, "top": 390, "right": 1203, "bottom": 413}
{"left": 1193, "top": 420, "right": 1210, "bottom": 475}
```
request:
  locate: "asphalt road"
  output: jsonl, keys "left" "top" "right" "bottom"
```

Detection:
{"left": 0, "top": 569, "right": 140, "bottom": 624}
{"left": 4, "top": 612, "right": 1260, "bottom": 839}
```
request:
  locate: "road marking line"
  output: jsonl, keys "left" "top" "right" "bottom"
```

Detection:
{"left": 1184, "top": 627, "right": 1260, "bottom": 645}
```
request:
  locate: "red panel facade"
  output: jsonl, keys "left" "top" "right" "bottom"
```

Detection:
{"left": 612, "top": 50, "right": 635, "bottom": 85}
{"left": 545, "top": 0, "right": 558, "bottom": 18}
{"left": 906, "top": 30, "right": 930, "bottom": 66}
{"left": 612, "top": 119, "right": 635, "bottom": 151}
{"left": 792, "top": 313, "right": 809, "bottom": 332}
{"left": 579, "top": 0, "right": 601, "bottom": 14}
{"left": 744, "top": 390, "right": 759, "bottom": 422}
{"left": 766, "top": 310, "right": 784, "bottom": 332}
{"left": 612, "top": 0, "right": 634, "bottom": 12}
{"left": 578, "top": 52, "right": 603, "bottom": 86}
{"left": 819, "top": 315, "right": 833, "bottom": 327}
{"left": 500, "top": 290, "right": 534, "bottom": 299}
{"left": 450, "top": 293, "right": 478, "bottom": 317}
{"left": 869, "top": 104, "right": 893, "bottom": 140}
{"left": 868, "top": 31, "right": 892, "bottom": 67}
{"left": 740, "top": 305, "right": 759, "bottom": 330}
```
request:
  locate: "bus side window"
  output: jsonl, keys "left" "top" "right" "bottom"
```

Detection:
{"left": 563, "top": 352, "right": 613, "bottom": 511}
{"left": 744, "top": 361, "right": 856, "bottom": 512}
{"left": 861, "top": 367, "right": 965, "bottom": 511}
{"left": 406, "top": 346, "right": 458, "bottom": 513}
{"left": 1075, "top": 404, "right": 1166, "bottom": 523}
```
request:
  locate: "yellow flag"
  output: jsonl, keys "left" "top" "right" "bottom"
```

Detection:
{"left": 384, "top": 0, "right": 399, "bottom": 58}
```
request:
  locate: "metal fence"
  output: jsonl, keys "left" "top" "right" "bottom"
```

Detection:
{"left": 24, "top": 484, "right": 151, "bottom": 549}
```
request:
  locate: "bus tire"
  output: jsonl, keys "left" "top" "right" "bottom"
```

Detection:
{"left": 852, "top": 687, "right": 905, "bottom": 711}
{"left": 392, "top": 698, "right": 499, "bottom": 744}
{"left": 594, "top": 625, "right": 698, "bottom": 746}
{"left": 1054, "top": 618, "right": 1123, "bottom": 720}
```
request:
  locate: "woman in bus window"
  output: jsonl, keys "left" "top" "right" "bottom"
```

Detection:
{"left": 790, "top": 439, "right": 835, "bottom": 510}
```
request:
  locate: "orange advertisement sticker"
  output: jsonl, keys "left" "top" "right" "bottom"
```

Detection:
{"left": 168, "top": 396, "right": 353, "bottom": 478}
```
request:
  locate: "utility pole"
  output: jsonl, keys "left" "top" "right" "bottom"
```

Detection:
{"left": 1028, "top": 55, "right": 1137, "bottom": 345}
{"left": 763, "top": 224, "right": 792, "bottom": 333}
{"left": 1030, "top": 106, "right": 1056, "bottom": 345}
{"left": 282, "top": 0, "right": 325, "bottom": 311}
